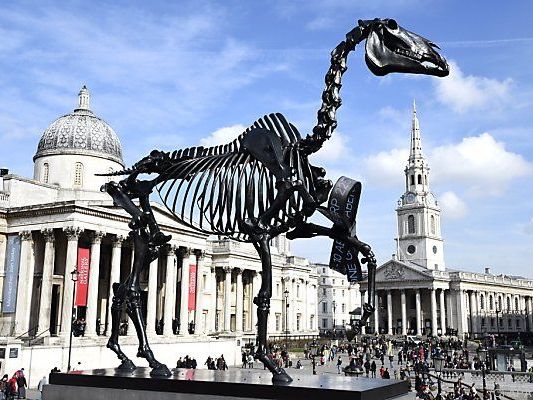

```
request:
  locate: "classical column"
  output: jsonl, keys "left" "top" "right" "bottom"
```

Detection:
{"left": 179, "top": 248, "right": 190, "bottom": 336}
{"left": 431, "top": 288, "right": 438, "bottom": 336}
{"left": 210, "top": 266, "right": 218, "bottom": 333}
{"left": 37, "top": 228, "right": 55, "bottom": 334}
{"left": 387, "top": 290, "right": 393, "bottom": 335}
{"left": 469, "top": 290, "right": 477, "bottom": 335}
{"left": 401, "top": 290, "right": 407, "bottom": 335}
{"left": 235, "top": 268, "right": 243, "bottom": 333}
{"left": 303, "top": 280, "right": 309, "bottom": 332}
{"left": 528, "top": 297, "right": 533, "bottom": 331}
{"left": 193, "top": 250, "right": 205, "bottom": 334}
{"left": 86, "top": 231, "right": 105, "bottom": 335}
{"left": 415, "top": 289, "right": 422, "bottom": 336}
{"left": 223, "top": 267, "right": 232, "bottom": 332}
{"left": 251, "top": 271, "right": 260, "bottom": 332}
{"left": 106, "top": 235, "right": 124, "bottom": 336}
{"left": 146, "top": 257, "right": 159, "bottom": 336}
{"left": 163, "top": 246, "right": 177, "bottom": 336}
{"left": 374, "top": 292, "right": 379, "bottom": 334}
{"left": 439, "top": 289, "right": 446, "bottom": 334}
{"left": 60, "top": 227, "right": 82, "bottom": 335}
{"left": 14, "top": 231, "right": 34, "bottom": 335}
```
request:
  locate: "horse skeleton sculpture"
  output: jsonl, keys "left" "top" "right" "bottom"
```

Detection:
{"left": 99, "top": 18, "right": 448, "bottom": 382}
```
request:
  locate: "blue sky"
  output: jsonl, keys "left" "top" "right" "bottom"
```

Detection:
{"left": 1, "top": 1, "right": 532, "bottom": 276}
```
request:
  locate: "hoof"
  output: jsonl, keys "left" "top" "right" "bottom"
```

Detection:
{"left": 150, "top": 363, "right": 171, "bottom": 377}
{"left": 152, "top": 231, "right": 172, "bottom": 245}
{"left": 118, "top": 359, "right": 136, "bottom": 371}
{"left": 272, "top": 369, "right": 293, "bottom": 384}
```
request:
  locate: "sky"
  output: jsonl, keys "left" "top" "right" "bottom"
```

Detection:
{"left": 0, "top": 1, "right": 532, "bottom": 276}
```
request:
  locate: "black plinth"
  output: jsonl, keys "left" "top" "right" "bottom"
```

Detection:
{"left": 46, "top": 368, "right": 409, "bottom": 400}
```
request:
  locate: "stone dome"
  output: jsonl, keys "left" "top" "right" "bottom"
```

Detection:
{"left": 34, "top": 86, "right": 124, "bottom": 165}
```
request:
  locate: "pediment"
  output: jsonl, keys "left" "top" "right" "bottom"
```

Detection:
{"left": 375, "top": 259, "right": 433, "bottom": 282}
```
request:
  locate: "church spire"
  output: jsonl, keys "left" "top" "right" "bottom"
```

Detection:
{"left": 409, "top": 99, "right": 423, "bottom": 163}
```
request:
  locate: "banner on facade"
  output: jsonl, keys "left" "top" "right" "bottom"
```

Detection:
{"left": 188, "top": 263, "right": 197, "bottom": 311}
{"left": 75, "top": 247, "right": 90, "bottom": 307}
{"left": 2, "top": 235, "right": 21, "bottom": 313}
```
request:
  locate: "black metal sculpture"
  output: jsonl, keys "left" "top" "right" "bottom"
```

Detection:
{"left": 98, "top": 18, "right": 448, "bottom": 383}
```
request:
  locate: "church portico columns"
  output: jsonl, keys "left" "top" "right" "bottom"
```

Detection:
{"left": 235, "top": 268, "right": 244, "bottom": 333}
{"left": 193, "top": 250, "right": 205, "bottom": 334}
{"left": 106, "top": 235, "right": 124, "bottom": 336}
{"left": 387, "top": 290, "right": 393, "bottom": 335}
{"left": 401, "top": 290, "right": 407, "bottom": 336}
{"left": 60, "top": 227, "right": 82, "bottom": 335}
{"left": 469, "top": 290, "right": 478, "bottom": 335}
{"left": 163, "top": 246, "right": 177, "bottom": 336}
{"left": 415, "top": 289, "right": 422, "bottom": 336}
{"left": 439, "top": 289, "right": 446, "bottom": 334}
{"left": 14, "top": 231, "right": 34, "bottom": 336}
{"left": 223, "top": 266, "right": 232, "bottom": 332}
{"left": 431, "top": 288, "right": 438, "bottom": 336}
{"left": 374, "top": 292, "right": 379, "bottom": 334}
{"left": 86, "top": 231, "right": 105, "bottom": 336}
{"left": 37, "top": 228, "right": 55, "bottom": 335}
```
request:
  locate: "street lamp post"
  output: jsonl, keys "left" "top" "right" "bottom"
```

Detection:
{"left": 67, "top": 268, "right": 79, "bottom": 372}
{"left": 477, "top": 347, "right": 488, "bottom": 400}
{"left": 284, "top": 289, "right": 289, "bottom": 351}
{"left": 332, "top": 300, "right": 336, "bottom": 334}
{"left": 432, "top": 353, "right": 445, "bottom": 400}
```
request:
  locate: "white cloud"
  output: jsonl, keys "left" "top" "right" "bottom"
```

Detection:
{"left": 430, "top": 133, "right": 532, "bottom": 195}
{"left": 439, "top": 191, "right": 468, "bottom": 219}
{"left": 309, "top": 132, "right": 350, "bottom": 164}
{"left": 434, "top": 61, "right": 513, "bottom": 113}
{"left": 199, "top": 125, "right": 246, "bottom": 147}
{"left": 362, "top": 133, "right": 532, "bottom": 195}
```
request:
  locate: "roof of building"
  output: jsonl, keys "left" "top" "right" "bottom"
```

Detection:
{"left": 34, "top": 86, "right": 124, "bottom": 165}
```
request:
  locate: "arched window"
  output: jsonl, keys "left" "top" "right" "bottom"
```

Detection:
{"left": 74, "top": 162, "right": 84, "bottom": 187}
{"left": 489, "top": 295, "right": 494, "bottom": 310}
{"left": 506, "top": 297, "right": 511, "bottom": 311}
{"left": 480, "top": 294, "right": 484, "bottom": 310}
{"left": 43, "top": 163, "right": 49, "bottom": 183}
{"left": 430, "top": 215, "right": 436, "bottom": 235}
{"left": 515, "top": 297, "right": 519, "bottom": 311}
{"left": 417, "top": 174, "right": 422, "bottom": 184}
{"left": 410, "top": 175, "right": 415, "bottom": 185}
{"left": 407, "top": 215, "right": 415, "bottom": 234}
{"left": 497, "top": 296, "right": 502, "bottom": 311}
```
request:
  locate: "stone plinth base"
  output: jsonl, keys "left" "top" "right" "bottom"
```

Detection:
{"left": 44, "top": 368, "right": 409, "bottom": 400}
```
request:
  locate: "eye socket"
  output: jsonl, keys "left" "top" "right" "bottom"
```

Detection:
{"left": 386, "top": 19, "right": 398, "bottom": 30}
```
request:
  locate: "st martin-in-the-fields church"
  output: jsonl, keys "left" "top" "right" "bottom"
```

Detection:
{"left": 360, "top": 102, "right": 533, "bottom": 341}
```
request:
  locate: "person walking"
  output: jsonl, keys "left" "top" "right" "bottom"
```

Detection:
{"left": 370, "top": 360, "right": 377, "bottom": 378}
{"left": 37, "top": 376, "right": 48, "bottom": 400}
{"left": 15, "top": 370, "right": 26, "bottom": 399}
{"left": 336, "top": 356, "right": 342, "bottom": 374}
{"left": 364, "top": 360, "right": 370, "bottom": 377}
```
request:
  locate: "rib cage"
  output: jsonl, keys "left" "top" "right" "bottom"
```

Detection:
{"left": 156, "top": 113, "right": 316, "bottom": 241}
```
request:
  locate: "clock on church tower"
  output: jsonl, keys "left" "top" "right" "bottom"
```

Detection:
{"left": 396, "top": 102, "right": 445, "bottom": 271}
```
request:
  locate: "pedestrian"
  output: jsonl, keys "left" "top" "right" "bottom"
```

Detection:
{"left": 37, "top": 376, "right": 48, "bottom": 400}
{"left": 7, "top": 375, "right": 17, "bottom": 400}
{"left": 15, "top": 370, "right": 26, "bottom": 399}
{"left": 370, "top": 360, "right": 377, "bottom": 378}
{"left": 242, "top": 352, "right": 247, "bottom": 368}
{"left": 0, "top": 374, "right": 7, "bottom": 400}
{"left": 383, "top": 368, "right": 390, "bottom": 379}
{"left": 247, "top": 353, "right": 254, "bottom": 369}
{"left": 364, "top": 360, "right": 370, "bottom": 377}
{"left": 336, "top": 356, "right": 342, "bottom": 374}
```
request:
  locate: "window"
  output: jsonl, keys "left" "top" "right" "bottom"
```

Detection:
{"left": 43, "top": 163, "right": 49, "bottom": 183}
{"left": 322, "top": 288, "right": 326, "bottom": 296}
{"left": 480, "top": 294, "right": 485, "bottom": 310}
{"left": 342, "top": 290, "right": 345, "bottom": 297}
{"left": 297, "top": 284, "right": 300, "bottom": 298}
{"left": 407, "top": 245, "right": 416, "bottom": 254}
{"left": 417, "top": 174, "right": 422, "bottom": 184}
{"left": 322, "top": 302, "right": 327, "bottom": 313}
{"left": 481, "top": 318, "right": 485, "bottom": 327}
{"left": 342, "top": 303, "right": 346, "bottom": 313}
{"left": 506, "top": 297, "right": 511, "bottom": 311}
{"left": 430, "top": 215, "right": 436, "bottom": 234}
{"left": 275, "top": 314, "right": 281, "bottom": 331}
{"left": 515, "top": 297, "right": 519, "bottom": 311}
{"left": 408, "top": 215, "right": 415, "bottom": 234}
{"left": 489, "top": 295, "right": 494, "bottom": 310}
{"left": 332, "top": 279, "right": 335, "bottom": 284}
{"left": 410, "top": 175, "right": 414, "bottom": 185}
{"left": 322, "top": 278, "right": 325, "bottom": 284}
{"left": 322, "top": 268, "right": 326, "bottom": 273}
{"left": 497, "top": 296, "right": 502, "bottom": 311}
{"left": 341, "top": 280, "right": 344, "bottom": 285}
{"left": 490, "top": 318, "right": 495, "bottom": 327}
{"left": 74, "top": 162, "right": 84, "bottom": 186}
{"left": 322, "top": 318, "right": 328, "bottom": 329}
{"left": 296, "top": 314, "right": 301, "bottom": 331}
{"left": 202, "top": 274, "right": 207, "bottom": 291}
{"left": 310, "top": 315, "right": 314, "bottom": 330}
{"left": 332, "top": 289, "right": 336, "bottom": 296}
{"left": 276, "top": 284, "right": 280, "bottom": 297}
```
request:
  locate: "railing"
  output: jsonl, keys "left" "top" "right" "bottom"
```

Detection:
{"left": 0, "top": 191, "right": 8, "bottom": 207}
{"left": 27, "top": 328, "right": 51, "bottom": 346}
{"left": 14, "top": 325, "right": 39, "bottom": 340}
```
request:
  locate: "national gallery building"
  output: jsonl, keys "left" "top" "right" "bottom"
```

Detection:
{"left": 0, "top": 87, "right": 319, "bottom": 384}
{"left": 360, "top": 103, "right": 533, "bottom": 341}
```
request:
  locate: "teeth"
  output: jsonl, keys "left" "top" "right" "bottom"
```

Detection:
{"left": 394, "top": 48, "right": 422, "bottom": 60}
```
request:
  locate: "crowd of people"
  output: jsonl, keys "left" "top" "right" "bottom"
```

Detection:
{"left": 203, "top": 355, "right": 228, "bottom": 370}
{"left": 0, "top": 368, "right": 28, "bottom": 400}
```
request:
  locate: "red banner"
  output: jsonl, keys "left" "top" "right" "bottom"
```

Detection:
{"left": 75, "top": 247, "right": 90, "bottom": 306}
{"left": 188, "top": 263, "right": 197, "bottom": 311}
